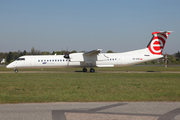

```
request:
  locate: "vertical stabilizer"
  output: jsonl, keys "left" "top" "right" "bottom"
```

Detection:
{"left": 147, "top": 31, "right": 172, "bottom": 55}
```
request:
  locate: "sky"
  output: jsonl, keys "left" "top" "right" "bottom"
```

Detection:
{"left": 0, "top": 0, "right": 180, "bottom": 54}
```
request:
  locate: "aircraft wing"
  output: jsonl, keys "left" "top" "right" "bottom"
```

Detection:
{"left": 84, "top": 49, "right": 102, "bottom": 56}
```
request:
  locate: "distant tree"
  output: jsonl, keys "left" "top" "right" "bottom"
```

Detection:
{"left": 6, "top": 51, "right": 13, "bottom": 63}
{"left": 30, "top": 47, "right": 41, "bottom": 55}
{"left": 31, "top": 47, "right": 35, "bottom": 55}
{"left": 14, "top": 55, "right": 18, "bottom": 60}
{"left": 175, "top": 51, "right": 180, "bottom": 58}
{"left": 62, "top": 50, "right": 67, "bottom": 55}
{"left": 17, "top": 50, "right": 21, "bottom": 54}
{"left": 52, "top": 51, "right": 55, "bottom": 55}
{"left": 150, "top": 60, "right": 155, "bottom": 64}
{"left": 107, "top": 50, "right": 114, "bottom": 53}
{"left": 71, "top": 50, "right": 77, "bottom": 53}
{"left": 23, "top": 50, "right": 27, "bottom": 55}
{"left": 54, "top": 51, "right": 61, "bottom": 55}
{"left": 0, "top": 52, "right": 8, "bottom": 58}
{"left": 41, "top": 51, "right": 51, "bottom": 55}
{"left": 167, "top": 55, "right": 178, "bottom": 64}
{"left": 20, "top": 52, "right": 23, "bottom": 57}
{"left": 35, "top": 50, "right": 41, "bottom": 55}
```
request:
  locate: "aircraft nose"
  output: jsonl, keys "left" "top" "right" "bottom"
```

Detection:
{"left": 6, "top": 63, "right": 14, "bottom": 68}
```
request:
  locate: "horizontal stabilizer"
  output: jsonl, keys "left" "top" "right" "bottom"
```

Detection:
{"left": 152, "top": 31, "right": 173, "bottom": 35}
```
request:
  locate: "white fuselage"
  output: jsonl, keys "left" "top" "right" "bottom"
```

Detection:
{"left": 6, "top": 48, "right": 163, "bottom": 69}
{"left": 6, "top": 31, "right": 172, "bottom": 72}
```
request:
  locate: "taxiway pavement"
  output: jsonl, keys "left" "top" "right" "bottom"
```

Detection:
{"left": 0, "top": 102, "right": 180, "bottom": 120}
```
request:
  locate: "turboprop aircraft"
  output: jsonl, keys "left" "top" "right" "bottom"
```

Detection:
{"left": 6, "top": 31, "right": 172, "bottom": 73}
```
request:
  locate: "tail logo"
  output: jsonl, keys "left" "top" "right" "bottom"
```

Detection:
{"left": 149, "top": 37, "right": 165, "bottom": 55}
{"left": 148, "top": 32, "right": 169, "bottom": 55}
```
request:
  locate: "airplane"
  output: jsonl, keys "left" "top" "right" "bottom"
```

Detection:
{"left": 6, "top": 31, "right": 172, "bottom": 73}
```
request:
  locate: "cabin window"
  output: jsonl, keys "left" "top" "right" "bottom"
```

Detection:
{"left": 52, "top": 60, "right": 54, "bottom": 62}
{"left": 47, "top": 60, "right": 49, "bottom": 62}
{"left": 41, "top": 60, "right": 43, "bottom": 62}
{"left": 38, "top": 60, "right": 40, "bottom": 62}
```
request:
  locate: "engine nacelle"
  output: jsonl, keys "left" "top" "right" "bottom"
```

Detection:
{"left": 69, "top": 53, "right": 84, "bottom": 62}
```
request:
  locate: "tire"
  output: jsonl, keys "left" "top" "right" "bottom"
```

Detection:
{"left": 83, "top": 68, "right": 87, "bottom": 72}
{"left": 90, "top": 68, "right": 95, "bottom": 73}
{"left": 14, "top": 69, "right": 18, "bottom": 73}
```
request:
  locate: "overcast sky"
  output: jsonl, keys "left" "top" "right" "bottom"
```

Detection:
{"left": 0, "top": 0, "right": 180, "bottom": 54}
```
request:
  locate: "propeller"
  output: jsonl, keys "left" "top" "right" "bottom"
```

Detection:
{"left": 64, "top": 53, "right": 70, "bottom": 59}
{"left": 63, "top": 47, "right": 71, "bottom": 66}
{"left": 63, "top": 47, "right": 70, "bottom": 59}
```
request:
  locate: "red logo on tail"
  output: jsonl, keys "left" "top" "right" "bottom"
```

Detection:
{"left": 148, "top": 32, "right": 169, "bottom": 55}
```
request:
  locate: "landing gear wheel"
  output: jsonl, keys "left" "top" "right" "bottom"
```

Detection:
{"left": 14, "top": 69, "right": 18, "bottom": 73}
{"left": 83, "top": 68, "right": 87, "bottom": 72}
{"left": 90, "top": 68, "right": 95, "bottom": 73}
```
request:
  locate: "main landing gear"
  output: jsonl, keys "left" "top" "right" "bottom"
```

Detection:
{"left": 83, "top": 68, "right": 95, "bottom": 73}
{"left": 90, "top": 68, "right": 95, "bottom": 73}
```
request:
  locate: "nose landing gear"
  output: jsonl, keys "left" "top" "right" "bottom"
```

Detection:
{"left": 14, "top": 69, "right": 18, "bottom": 73}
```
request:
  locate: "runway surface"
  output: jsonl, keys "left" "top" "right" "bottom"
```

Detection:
{"left": 0, "top": 102, "right": 180, "bottom": 120}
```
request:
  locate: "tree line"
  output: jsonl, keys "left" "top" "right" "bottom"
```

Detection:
{"left": 0, "top": 47, "right": 79, "bottom": 64}
{"left": 1, "top": 47, "right": 180, "bottom": 64}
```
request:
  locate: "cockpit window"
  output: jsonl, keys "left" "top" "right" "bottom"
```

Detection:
{"left": 16, "top": 58, "right": 25, "bottom": 61}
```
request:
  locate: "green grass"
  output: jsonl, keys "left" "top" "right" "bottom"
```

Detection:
{"left": 0, "top": 73, "right": 180, "bottom": 103}
{"left": 1, "top": 65, "right": 180, "bottom": 72}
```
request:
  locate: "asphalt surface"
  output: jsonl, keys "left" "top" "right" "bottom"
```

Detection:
{"left": 0, "top": 102, "right": 180, "bottom": 120}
